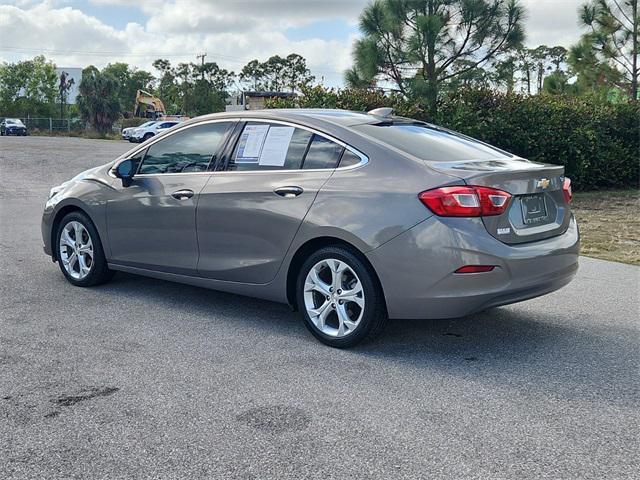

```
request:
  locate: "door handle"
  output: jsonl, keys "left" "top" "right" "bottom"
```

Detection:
{"left": 274, "top": 186, "right": 303, "bottom": 198}
{"left": 171, "top": 189, "right": 194, "bottom": 200}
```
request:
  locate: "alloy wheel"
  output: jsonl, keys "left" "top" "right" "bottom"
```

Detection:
{"left": 59, "top": 221, "right": 94, "bottom": 280}
{"left": 303, "top": 258, "right": 365, "bottom": 338}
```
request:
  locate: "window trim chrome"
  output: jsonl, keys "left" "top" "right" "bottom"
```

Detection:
{"left": 110, "top": 116, "right": 369, "bottom": 178}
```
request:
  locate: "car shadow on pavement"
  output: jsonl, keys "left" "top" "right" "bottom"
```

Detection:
{"left": 101, "top": 272, "right": 638, "bottom": 409}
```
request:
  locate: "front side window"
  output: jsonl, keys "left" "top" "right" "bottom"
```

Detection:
{"left": 229, "top": 122, "right": 312, "bottom": 171}
{"left": 138, "top": 122, "right": 232, "bottom": 174}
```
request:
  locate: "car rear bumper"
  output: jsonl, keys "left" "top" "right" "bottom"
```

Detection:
{"left": 366, "top": 214, "right": 580, "bottom": 319}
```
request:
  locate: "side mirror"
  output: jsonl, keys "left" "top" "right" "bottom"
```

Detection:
{"left": 115, "top": 159, "right": 136, "bottom": 187}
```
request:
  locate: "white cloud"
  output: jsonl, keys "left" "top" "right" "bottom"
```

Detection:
{"left": 521, "top": 0, "right": 583, "bottom": 48}
{"left": 0, "top": 0, "right": 363, "bottom": 86}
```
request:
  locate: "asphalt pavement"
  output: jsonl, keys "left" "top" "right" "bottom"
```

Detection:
{"left": 1, "top": 136, "right": 639, "bottom": 479}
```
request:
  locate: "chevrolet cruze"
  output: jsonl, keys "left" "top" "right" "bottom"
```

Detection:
{"left": 42, "top": 109, "right": 579, "bottom": 347}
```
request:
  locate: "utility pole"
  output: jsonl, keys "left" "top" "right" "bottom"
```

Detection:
{"left": 196, "top": 53, "right": 207, "bottom": 81}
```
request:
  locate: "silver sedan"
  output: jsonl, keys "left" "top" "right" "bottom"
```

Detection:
{"left": 42, "top": 109, "right": 579, "bottom": 347}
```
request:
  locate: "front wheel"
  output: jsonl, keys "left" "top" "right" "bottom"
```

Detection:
{"left": 296, "top": 246, "right": 387, "bottom": 348}
{"left": 56, "top": 211, "right": 114, "bottom": 287}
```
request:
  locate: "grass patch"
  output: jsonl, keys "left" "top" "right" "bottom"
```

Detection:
{"left": 29, "top": 130, "right": 123, "bottom": 140}
{"left": 572, "top": 189, "right": 640, "bottom": 265}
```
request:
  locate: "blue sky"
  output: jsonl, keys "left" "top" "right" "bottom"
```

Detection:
{"left": 75, "top": 2, "right": 148, "bottom": 29}
{"left": 0, "top": 0, "right": 583, "bottom": 88}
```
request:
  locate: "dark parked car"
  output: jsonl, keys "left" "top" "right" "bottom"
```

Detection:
{"left": 1, "top": 118, "right": 27, "bottom": 136}
{"left": 42, "top": 109, "right": 579, "bottom": 348}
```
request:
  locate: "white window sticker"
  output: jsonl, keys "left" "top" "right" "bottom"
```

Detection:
{"left": 236, "top": 124, "right": 269, "bottom": 162}
{"left": 258, "top": 127, "right": 295, "bottom": 167}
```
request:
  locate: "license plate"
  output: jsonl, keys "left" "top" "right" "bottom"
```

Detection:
{"left": 521, "top": 194, "right": 548, "bottom": 225}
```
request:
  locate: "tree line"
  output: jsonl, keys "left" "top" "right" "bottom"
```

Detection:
{"left": 0, "top": 53, "right": 315, "bottom": 131}
{"left": 0, "top": 0, "right": 636, "bottom": 131}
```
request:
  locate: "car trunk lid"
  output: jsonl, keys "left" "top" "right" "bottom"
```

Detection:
{"left": 428, "top": 157, "right": 570, "bottom": 244}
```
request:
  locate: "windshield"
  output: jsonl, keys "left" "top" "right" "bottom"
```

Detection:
{"left": 353, "top": 123, "right": 512, "bottom": 162}
{"left": 140, "top": 121, "right": 156, "bottom": 128}
{"left": 6, "top": 119, "right": 24, "bottom": 126}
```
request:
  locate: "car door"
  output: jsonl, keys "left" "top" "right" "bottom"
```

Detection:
{"left": 106, "top": 120, "right": 234, "bottom": 275}
{"left": 196, "top": 120, "right": 349, "bottom": 283}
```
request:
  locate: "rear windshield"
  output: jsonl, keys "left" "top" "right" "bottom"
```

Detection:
{"left": 352, "top": 123, "right": 511, "bottom": 161}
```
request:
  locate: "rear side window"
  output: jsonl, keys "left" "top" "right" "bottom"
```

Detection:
{"left": 352, "top": 123, "right": 512, "bottom": 161}
{"left": 302, "top": 135, "right": 344, "bottom": 170}
{"left": 229, "top": 122, "right": 313, "bottom": 171}
{"left": 138, "top": 122, "right": 232, "bottom": 174}
{"left": 338, "top": 149, "right": 362, "bottom": 168}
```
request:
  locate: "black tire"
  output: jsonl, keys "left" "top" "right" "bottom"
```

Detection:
{"left": 55, "top": 211, "right": 114, "bottom": 287}
{"left": 143, "top": 133, "right": 154, "bottom": 141}
{"left": 296, "top": 245, "right": 387, "bottom": 348}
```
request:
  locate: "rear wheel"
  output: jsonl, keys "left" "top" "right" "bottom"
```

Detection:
{"left": 56, "top": 212, "right": 114, "bottom": 287}
{"left": 296, "top": 246, "right": 387, "bottom": 348}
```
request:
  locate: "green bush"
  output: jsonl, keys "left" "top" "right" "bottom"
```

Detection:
{"left": 120, "top": 117, "right": 152, "bottom": 129}
{"left": 267, "top": 86, "right": 639, "bottom": 190}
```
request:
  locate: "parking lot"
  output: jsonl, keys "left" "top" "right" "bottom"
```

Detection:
{"left": 1, "top": 136, "right": 638, "bottom": 479}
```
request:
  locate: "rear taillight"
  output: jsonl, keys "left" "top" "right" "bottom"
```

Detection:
{"left": 419, "top": 186, "right": 512, "bottom": 217}
{"left": 562, "top": 177, "right": 572, "bottom": 204}
{"left": 454, "top": 265, "right": 496, "bottom": 273}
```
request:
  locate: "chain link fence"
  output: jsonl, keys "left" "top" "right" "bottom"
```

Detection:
{"left": 0, "top": 117, "right": 74, "bottom": 133}
{"left": 0, "top": 116, "right": 133, "bottom": 136}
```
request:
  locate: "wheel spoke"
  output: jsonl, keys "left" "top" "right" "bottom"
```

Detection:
{"left": 336, "top": 304, "right": 353, "bottom": 336}
{"left": 305, "top": 267, "right": 331, "bottom": 296}
{"left": 328, "top": 260, "right": 347, "bottom": 290}
{"left": 77, "top": 254, "right": 91, "bottom": 277}
{"left": 73, "top": 222, "right": 83, "bottom": 244}
{"left": 60, "top": 228, "right": 75, "bottom": 249}
{"left": 309, "top": 300, "right": 332, "bottom": 329}
{"left": 63, "top": 251, "right": 77, "bottom": 269}
{"left": 78, "top": 238, "right": 93, "bottom": 255}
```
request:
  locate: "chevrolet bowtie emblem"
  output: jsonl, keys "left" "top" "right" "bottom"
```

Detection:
{"left": 537, "top": 178, "right": 550, "bottom": 189}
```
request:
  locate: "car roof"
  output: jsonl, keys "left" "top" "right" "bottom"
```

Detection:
{"left": 189, "top": 108, "right": 383, "bottom": 128}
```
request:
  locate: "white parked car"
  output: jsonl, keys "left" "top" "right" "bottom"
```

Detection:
{"left": 122, "top": 121, "right": 157, "bottom": 141}
{"left": 129, "top": 120, "right": 181, "bottom": 143}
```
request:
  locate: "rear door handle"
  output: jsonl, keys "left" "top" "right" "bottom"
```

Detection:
{"left": 171, "top": 189, "right": 194, "bottom": 200}
{"left": 274, "top": 186, "right": 303, "bottom": 198}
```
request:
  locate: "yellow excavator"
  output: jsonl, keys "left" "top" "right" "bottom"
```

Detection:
{"left": 134, "top": 89, "right": 166, "bottom": 119}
